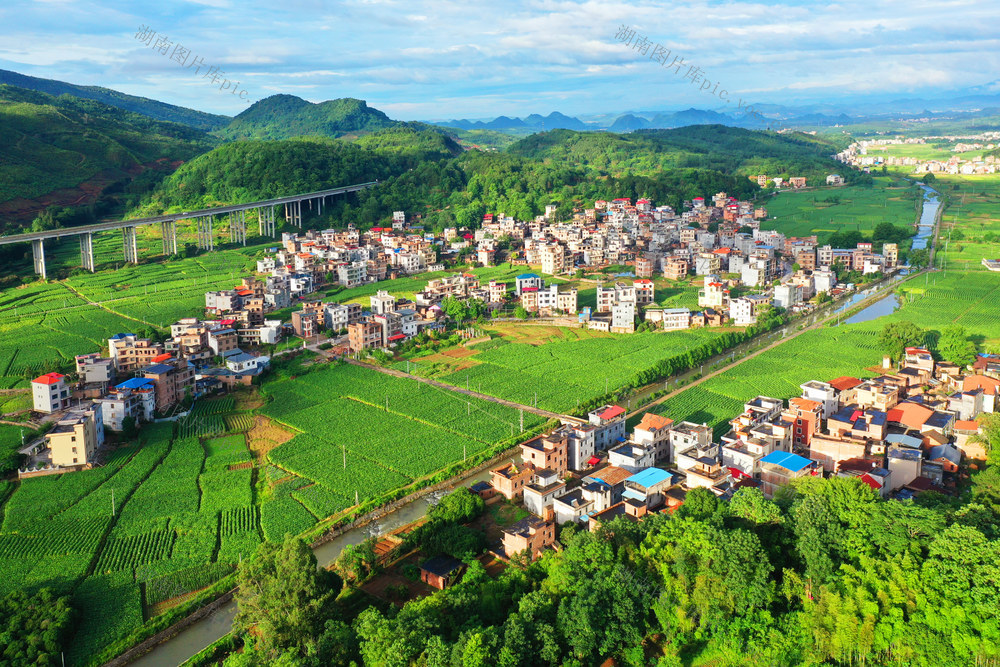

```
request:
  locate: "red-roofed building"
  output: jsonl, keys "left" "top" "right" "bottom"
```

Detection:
{"left": 829, "top": 376, "right": 863, "bottom": 392}
{"left": 32, "top": 372, "right": 70, "bottom": 413}
{"left": 588, "top": 405, "right": 627, "bottom": 452}
{"left": 151, "top": 353, "right": 173, "bottom": 364}
{"left": 633, "top": 279, "right": 655, "bottom": 305}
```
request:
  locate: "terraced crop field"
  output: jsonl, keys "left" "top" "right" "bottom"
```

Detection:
{"left": 403, "top": 325, "right": 731, "bottom": 414}
{"left": 0, "top": 414, "right": 261, "bottom": 665}
{"left": 646, "top": 325, "right": 886, "bottom": 436}
{"left": 259, "top": 362, "right": 547, "bottom": 531}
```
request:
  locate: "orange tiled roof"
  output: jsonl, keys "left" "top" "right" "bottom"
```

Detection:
{"left": 638, "top": 413, "right": 674, "bottom": 431}
{"left": 589, "top": 465, "right": 633, "bottom": 486}
{"left": 964, "top": 375, "right": 1000, "bottom": 396}
{"left": 829, "top": 376, "right": 863, "bottom": 392}
{"left": 789, "top": 397, "right": 821, "bottom": 411}
{"left": 887, "top": 402, "right": 934, "bottom": 429}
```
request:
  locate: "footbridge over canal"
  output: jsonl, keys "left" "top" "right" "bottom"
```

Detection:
{"left": 0, "top": 180, "right": 379, "bottom": 279}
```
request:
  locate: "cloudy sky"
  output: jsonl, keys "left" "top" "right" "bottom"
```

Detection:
{"left": 1, "top": 0, "right": 997, "bottom": 120}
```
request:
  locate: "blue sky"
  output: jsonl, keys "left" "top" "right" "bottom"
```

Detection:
{"left": 1, "top": 0, "right": 998, "bottom": 120}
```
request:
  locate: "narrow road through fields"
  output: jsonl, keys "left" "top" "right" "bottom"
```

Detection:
{"left": 342, "top": 357, "right": 580, "bottom": 423}
{"left": 60, "top": 281, "right": 159, "bottom": 329}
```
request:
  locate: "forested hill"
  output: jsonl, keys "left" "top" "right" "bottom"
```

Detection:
{"left": 0, "top": 84, "right": 219, "bottom": 231}
{"left": 217, "top": 95, "right": 399, "bottom": 141}
{"left": 508, "top": 126, "right": 860, "bottom": 185}
{"left": 131, "top": 137, "right": 410, "bottom": 214}
{"left": 0, "top": 69, "right": 230, "bottom": 131}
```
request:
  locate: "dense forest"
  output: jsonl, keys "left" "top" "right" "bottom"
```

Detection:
{"left": 207, "top": 414, "right": 1000, "bottom": 667}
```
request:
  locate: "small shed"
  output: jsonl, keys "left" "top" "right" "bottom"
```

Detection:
{"left": 419, "top": 555, "right": 466, "bottom": 590}
{"left": 470, "top": 481, "right": 496, "bottom": 500}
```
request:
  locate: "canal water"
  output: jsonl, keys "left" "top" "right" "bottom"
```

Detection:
{"left": 911, "top": 184, "right": 940, "bottom": 251}
{"left": 129, "top": 458, "right": 515, "bottom": 667}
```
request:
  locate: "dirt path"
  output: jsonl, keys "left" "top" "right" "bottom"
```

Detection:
{"left": 343, "top": 358, "right": 581, "bottom": 423}
{"left": 61, "top": 282, "right": 160, "bottom": 329}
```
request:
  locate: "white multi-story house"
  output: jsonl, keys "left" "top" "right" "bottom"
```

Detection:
{"left": 730, "top": 294, "right": 770, "bottom": 326}
{"left": 336, "top": 261, "right": 367, "bottom": 288}
{"left": 660, "top": 308, "right": 691, "bottom": 331}
{"left": 611, "top": 301, "right": 636, "bottom": 333}
{"left": 801, "top": 381, "right": 839, "bottom": 419}
{"left": 32, "top": 372, "right": 70, "bottom": 413}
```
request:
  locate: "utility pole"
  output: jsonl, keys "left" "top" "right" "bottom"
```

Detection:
{"left": 343, "top": 444, "right": 346, "bottom": 469}
{"left": 111, "top": 489, "right": 115, "bottom": 517}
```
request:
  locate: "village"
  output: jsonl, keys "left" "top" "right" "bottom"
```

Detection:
{"left": 836, "top": 133, "right": 1000, "bottom": 175}
{"left": 15, "top": 186, "right": 908, "bottom": 475}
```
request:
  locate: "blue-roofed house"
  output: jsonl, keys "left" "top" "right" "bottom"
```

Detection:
{"left": 927, "top": 443, "right": 962, "bottom": 473}
{"left": 622, "top": 468, "right": 674, "bottom": 508}
{"left": 760, "top": 451, "right": 819, "bottom": 498}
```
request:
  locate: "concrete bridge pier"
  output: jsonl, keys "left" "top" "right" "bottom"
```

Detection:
{"left": 32, "top": 239, "right": 46, "bottom": 280}
{"left": 161, "top": 220, "right": 177, "bottom": 256}
{"left": 198, "top": 216, "right": 214, "bottom": 251}
{"left": 229, "top": 210, "right": 247, "bottom": 246}
{"left": 122, "top": 226, "right": 138, "bottom": 264}
{"left": 80, "top": 232, "right": 95, "bottom": 272}
{"left": 296, "top": 200, "right": 303, "bottom": 227}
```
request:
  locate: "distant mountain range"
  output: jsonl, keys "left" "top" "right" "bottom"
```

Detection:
{"left": 441, "top": 111, "right": 588, "bottom": 131}
{"left": 431, "top": 107, "right": 853, "bottom": 133}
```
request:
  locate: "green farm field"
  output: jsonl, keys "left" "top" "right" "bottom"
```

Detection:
{"left": 761, "top": 177, "right": 920, "bottom": 241}
{"left": 259, "top": 362, "right": 546, "bottom": 534}
{"left": 0, "top": 245, "right": 264, "bottom": 387}
{"left": 0, "top": 414, "right": 258, "bottom": 666}
{"left": 932, "top": 173, "right": 1000, "bottom": 270}
{"left": 399, "top": 324, "right": 748, "bottom": 414}
{"left": 869, "top": 142, "right": 960, "bottom": 161}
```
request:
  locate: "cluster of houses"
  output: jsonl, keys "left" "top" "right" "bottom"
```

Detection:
{"left": 473, "top": 350, "right": 999, "bottom": 562}
{"left": 751, "top": 174, "right": 809, "bottom": 189}
{"left": 258, "top": 188, "right": 906, "bottom": 343}
{"left": 254, "top": 212, "right": 441, "bottom": 292}
{"left": 23, "top": 312, "right": 274, "bottom": 472}
{"left": 837, "top": 134, "right": 1000, "bottom": 175}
